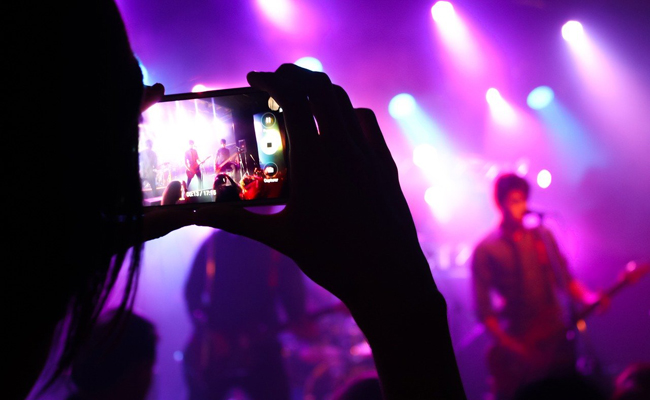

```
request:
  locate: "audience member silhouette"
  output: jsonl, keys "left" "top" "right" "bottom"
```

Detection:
{"left": 16, "top": 2, "right": 166, "bottom": 399}
{"left": 66, "top": 310, "right": 158, "bottom": 400}
{"left": 512, "top": 372, "right": 606, "bottom": 400}
{"left": 20, "top": 2, "right": 467, "bottom": 400}
{"left": 139, "top": 139, "right": 160, "bottom": 198}
{"left": 161, "top": 180, "right": 185, "bottom": 205}
{"left": 183, "top": 230, "right": 307, "bottom": 400}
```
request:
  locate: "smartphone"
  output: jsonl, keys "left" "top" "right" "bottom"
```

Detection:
{"left": 138, "top": 87, "right": 289, "bottom": 209}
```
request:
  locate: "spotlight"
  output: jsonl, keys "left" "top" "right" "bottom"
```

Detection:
{"left": 431, "top": 1, "right": 456, "bottom": 23}
{"left": 413, "top": 144, "right": 438, "bottom": 170}
{"left": 294, "top": 56, "right": 323, "bottom": 72}
{"left": 485, "top": 88, "right": 502, "bottom": 105}
{"left": 192, "top": 84, "right": 208, "bottom": 93}
{"left": 537, "top": 169, "right": 552, "bottom": 188}
{"left": 389, "top": 93, "right": 417, "bottom": 119}
{"left": 486, "top": 88, "right": 515, "bottom": 125}
{"left": 562, "top": 21, "right": 584, "bottom": 43}
{"left": 431, "top": 1, "right": 455, "bottom": 23}
{"left": 527, "top": 86, "right": 555, "bottom": 110}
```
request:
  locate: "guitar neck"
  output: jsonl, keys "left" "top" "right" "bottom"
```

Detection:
{"left": 574, "top": 265, "right": 646, "bottom": 322}
{"left": 575, "top": 286, "right": 617, "bottom": 322}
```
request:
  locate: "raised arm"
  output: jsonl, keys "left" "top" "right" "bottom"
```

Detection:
{"left": 193, "top": 64, "right": 466, "bottom": 399}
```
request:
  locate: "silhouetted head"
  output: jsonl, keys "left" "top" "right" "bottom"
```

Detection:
{"left": 161, "top": 180, "right": 183, "bottom": 205}
{"left": 514, "top": 373, "right": 606, "bottom": 400}
{"left": 70, "top": 310, "right": 158, "bottom": 400}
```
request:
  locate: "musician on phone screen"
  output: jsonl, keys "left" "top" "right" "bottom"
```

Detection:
{"left": 214, "top": 138, "right": 239, "bottom": 180}
{"left": 185, "top": 139, "right": 206, "bottom": 190}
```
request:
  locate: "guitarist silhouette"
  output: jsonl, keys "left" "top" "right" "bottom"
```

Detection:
{"left": 182, "top": 230, "right": 316, "bottom": 400}
{"left": 214, "top": 138, "right": 241, "bottom": 180}
{"left": 471, "top": 174, "right": 605, "bottom": 400}
{"left": 185, "top": 139, "right": 210, "bottom": 191}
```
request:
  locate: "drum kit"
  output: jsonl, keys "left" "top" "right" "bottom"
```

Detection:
{"left": 281, "top": 312, "right": 376, "bottom": 400}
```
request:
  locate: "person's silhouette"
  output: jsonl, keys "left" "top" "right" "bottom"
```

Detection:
{"left": 66, "top": 310, "right": 158, "bottom": 400}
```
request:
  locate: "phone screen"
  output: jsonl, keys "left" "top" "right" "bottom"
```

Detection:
{"left": 138, "top": 87, "right": 289, "bottom": 208}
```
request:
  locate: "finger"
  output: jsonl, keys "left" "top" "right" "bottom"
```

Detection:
{"left": 140, "top": 83, "right": 164, "bottom": 113}
{"left": 332, "top": 84, "right": 365, "bottom": 153}
{"left": 274, "top": 64, "right": 351, "bottom": 147}
{"left": 247, "top": 71, "right": 319, "bottom": 184}
{"left": 355, "top": 108, "right": 398, "bottom": 180}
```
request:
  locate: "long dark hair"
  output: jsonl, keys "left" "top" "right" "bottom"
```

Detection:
{"left": 46, "top": 0, "right": 147, "bottom": 391}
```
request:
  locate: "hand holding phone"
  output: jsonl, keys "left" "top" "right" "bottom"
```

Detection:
{"left": 194, "top": 65, "right": 428, "bottom": 303}
{"left": 192, "top": 65, "right": 466, "bottom": 400}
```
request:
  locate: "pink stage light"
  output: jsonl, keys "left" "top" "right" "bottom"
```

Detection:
{"left": 430, "top": 1, "right": 483, "bottom": 76}
{"left": 563, "top": 18, "right": 650, "bottom": 159}
{"left": 516, "top": 158, "right": 530, "bottom": 176}
{"left": 257, "top": 0, "right": 293, "bottom": 27}
{"left": 486, "top": 88, "right": 516, "bottom": 126}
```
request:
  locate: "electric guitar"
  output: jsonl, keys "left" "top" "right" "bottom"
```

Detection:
{"left": 487, "top": 261, "right": 649, "bottom": 393}
{"left": 186, "top": 156, "right": 211, "bottom": 176}
{"left": 214, "top": 150, "right": 242, "bottom": 175}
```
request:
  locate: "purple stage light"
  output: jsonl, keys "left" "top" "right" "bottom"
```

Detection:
{"left": 431, "top": 1, "right": 455, "bottom": 23}
{"left": 257, "top": 0, "right": 292, "bottom": 25}
{"left": 562, "top": 20, "right": 585, "bottom": 44}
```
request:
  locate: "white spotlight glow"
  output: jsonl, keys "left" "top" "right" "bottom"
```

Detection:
{"left": 192, "top": 84, "right": 209, "bottom": 93}
{"left": 413, "top": 144, "right": 438, "bottom": 170}
{"left": 431, "top": 1, "right": 456, "bottom": 23}
{"left": 485, "top": 88, "right": 501, "bottom": 105}
{"left": 486, "top": 88, "right": 516, "bottom": 125}
{"left": 537, "top": 169, "right": 552, "bottom": 188}
{"left": 258, "top": 0, "right": 292, "bottom": 23}
{"left": 389, "top": 93, "right": 417, "bottom": 119}
{"left": 562, "top": 21, "right": 585, "bottom": 43}
{"left": 527, "top": 86, "right": 555, "bottom": 110}
{"left": 294, "top": 57, "right": 323, "bottom": 72}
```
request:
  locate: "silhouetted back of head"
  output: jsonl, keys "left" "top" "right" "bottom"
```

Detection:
{"left": 513, "top": 373, "right": 606, "bottom": 400}
{"left": 161, "top": 180, "right": 183, "bottom": 205}
{"left": 69, "top": 310, "right": 157, "bottom": 400}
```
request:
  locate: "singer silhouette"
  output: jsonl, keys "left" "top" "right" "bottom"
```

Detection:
{"left": 470, "top": 173, "right": 601, "bottom": 400}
